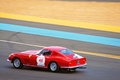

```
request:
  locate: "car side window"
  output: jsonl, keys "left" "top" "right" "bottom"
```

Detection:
{"left": 40, "top": 49, "right": 52, "bottom": 56}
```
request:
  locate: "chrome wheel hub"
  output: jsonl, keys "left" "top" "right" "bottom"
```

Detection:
{"left": 14, "top": 59, "right": 20, "bottom": 67}
{"left": 50, "top": 62, "right": 57, "bottom": 71}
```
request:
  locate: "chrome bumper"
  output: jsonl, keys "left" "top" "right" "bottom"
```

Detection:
{"left": 7, "top": 59, "right": 11, "bottom": 62}
{"left": 61, "top": 63, "right": 87, "bottom": 69}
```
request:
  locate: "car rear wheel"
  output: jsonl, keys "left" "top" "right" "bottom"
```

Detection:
{"left": 49, "top": 62, "right": 59, "bottom": 72}
{"left": 13, "top": 58, "right": 23, "bottom": 69}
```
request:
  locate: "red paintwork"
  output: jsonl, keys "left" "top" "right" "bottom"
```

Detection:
{"left": 7, "top": 46, "right": 87, "bottom": 69}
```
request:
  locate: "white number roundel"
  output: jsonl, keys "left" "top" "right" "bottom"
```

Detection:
{"left": 36, "top": 55, "right": 45, "bottom": 66}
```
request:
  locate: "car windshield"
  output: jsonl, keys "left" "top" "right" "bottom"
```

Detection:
{"left": 59, "top": 49, "right": 74, "bottom": 55}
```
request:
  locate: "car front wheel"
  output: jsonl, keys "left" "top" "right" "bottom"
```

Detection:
{"left": 13, "top": 58, "right": 23, "bottom": 69}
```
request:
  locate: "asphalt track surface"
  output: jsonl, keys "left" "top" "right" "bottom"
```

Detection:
{"left": 0, "top": 18, "right": 120, "bottom": 80}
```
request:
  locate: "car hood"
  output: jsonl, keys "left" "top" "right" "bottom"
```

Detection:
{"left": 21, "top": 50, "right": 39, "bottom": 54}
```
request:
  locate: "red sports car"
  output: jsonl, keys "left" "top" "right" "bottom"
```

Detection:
{"left": 7, "top": 46, "right": 87, "bottom": 72}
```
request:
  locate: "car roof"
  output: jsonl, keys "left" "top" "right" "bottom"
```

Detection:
{"left": 43, "top": 46, "right": 67, "bottom": 51}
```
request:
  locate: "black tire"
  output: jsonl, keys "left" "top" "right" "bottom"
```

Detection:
{"left": 13, "top": 58, "right": 23, "bottom": 69}
{"left": 49, "top": 62, "right": 59, "bottom": 72}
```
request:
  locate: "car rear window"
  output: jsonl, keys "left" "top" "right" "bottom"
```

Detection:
{"left": 59, "top": 49, "right": 74, "bottom": 55}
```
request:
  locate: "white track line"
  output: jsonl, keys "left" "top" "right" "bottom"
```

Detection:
{"left": 0, "top": 39, "right": 45, "bottom": 48}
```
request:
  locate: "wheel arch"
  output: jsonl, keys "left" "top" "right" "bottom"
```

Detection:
{"left": 12, "top": 57, "right": 21, "bottom": 63}
{"left": 48, "top": 61, "right": 59, "bottom": 67}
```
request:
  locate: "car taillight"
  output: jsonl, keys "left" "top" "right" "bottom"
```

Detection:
{"left": 80, "top": 58, "right": 86, "bottom": 64}
{"left": 69, "top": 58, "right": 86, "bottom": 66}
{"left": 69, "top": 60, "right": 76, "bottom": 66}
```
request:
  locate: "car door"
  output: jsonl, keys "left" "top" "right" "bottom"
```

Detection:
{"left": 29, "top": 49, "right": 52, "bottom": 67}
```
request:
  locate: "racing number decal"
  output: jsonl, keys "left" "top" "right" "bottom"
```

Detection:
{"left": 36, "top": 55, "right": 45, "bottom": 66}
